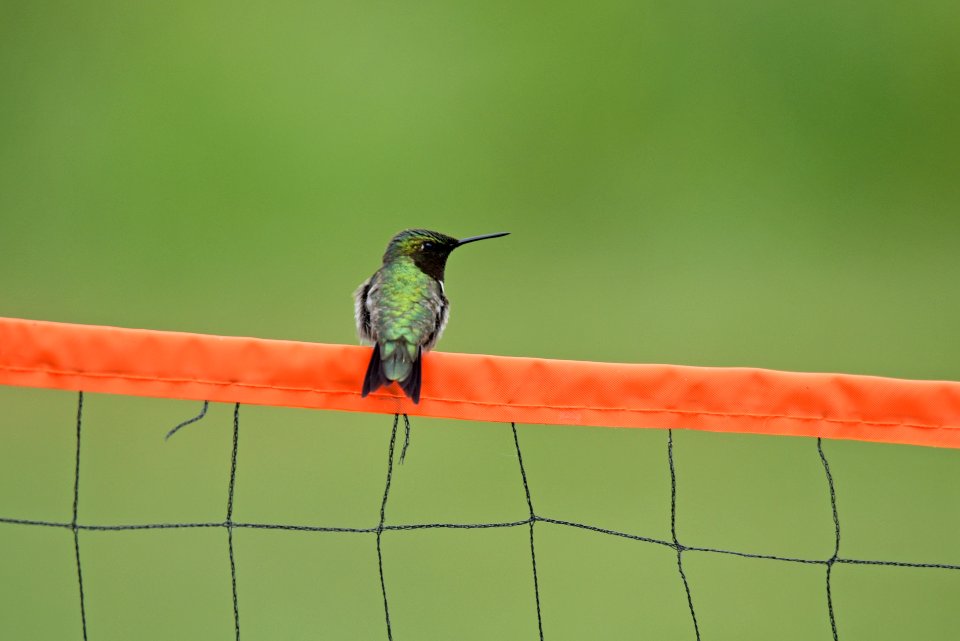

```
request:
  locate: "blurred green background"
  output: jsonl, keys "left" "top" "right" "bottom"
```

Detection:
{"left": 2, "top": 0, "right": 959, "bottom": 639}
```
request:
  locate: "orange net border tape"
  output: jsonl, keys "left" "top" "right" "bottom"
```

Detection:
{"left": 1, "top": 316, "right": 959, "bottom": 448}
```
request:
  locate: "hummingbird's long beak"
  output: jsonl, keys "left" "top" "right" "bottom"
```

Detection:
{"left": 456, "top": 232, "right": 510, "bottom": 247}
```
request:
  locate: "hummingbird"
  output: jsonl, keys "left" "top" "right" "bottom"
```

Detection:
{"left": 355, "top": 229, "right": 510, "bottom": 403}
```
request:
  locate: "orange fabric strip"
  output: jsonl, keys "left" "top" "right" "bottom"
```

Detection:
{"left": 1, "top": 316, "right": 959, "bottom": 448}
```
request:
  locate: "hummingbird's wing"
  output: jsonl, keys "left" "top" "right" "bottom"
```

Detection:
{"left": 361, "top": 342, "right": 389, "bottom": 398}
{"left": 420, "top": 286, "right": 449, "bottom": 351}
{"left": 353, "top": 274, "right": 377, "bottom": 343}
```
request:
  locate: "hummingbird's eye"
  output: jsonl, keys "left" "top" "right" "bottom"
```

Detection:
{"left": 421, "top": 241, "right": 434, "bottom": 250}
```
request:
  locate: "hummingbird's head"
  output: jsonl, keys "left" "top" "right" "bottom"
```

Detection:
{"left": 383, "top": 229, "right": 509, "bottom": 281}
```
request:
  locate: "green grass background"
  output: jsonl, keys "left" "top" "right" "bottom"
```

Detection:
{"left": 2, "top": 0, "right": 959, "bottom": 639}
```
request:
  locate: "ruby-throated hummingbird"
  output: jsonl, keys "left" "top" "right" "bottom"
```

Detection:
{"left": 355, "top": 229, "right": 509, "bottom": 403}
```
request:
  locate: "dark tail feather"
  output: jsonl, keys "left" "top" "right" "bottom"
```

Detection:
{"left": 361, "top": 344, "right": 389, "bottom": 398}
{"left": 398, "top": 346, "right": 422, "bottom": 404}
